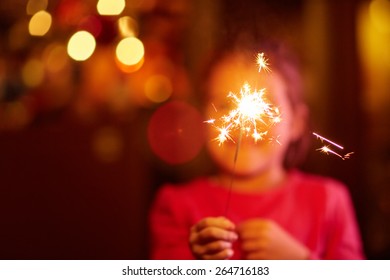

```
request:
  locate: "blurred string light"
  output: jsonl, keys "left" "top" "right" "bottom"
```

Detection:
{"left": 67, "top": 31, "right": 97, "bottom": 61}
{"left": 24, "top": 0, "right": 145, "bottom": 69}
{"left": 0, "top": 0, "right": 152, "bottom": 130}
{"left": 147, "top": 101, "right": 206, "bottom": 164}
{"left": 26, "top": 0, "right": 48, "bottom": 15}
{"left": 28, "top": 10, "right": 52, "bottom": 36}
{"left": 118, "top": 16, "right": 139, "bottom": 37}
{"left": 115, "top": 15, "right": 144, "bottom": 73}
{"left": 115, "top": 37, "right": 145, "bottom": 73}
{"left": 97, "top": 0, "right": 126, "bottom": 16}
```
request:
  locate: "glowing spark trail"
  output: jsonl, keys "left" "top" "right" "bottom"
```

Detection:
{"left": 313, "top": 132, "right": 354, "bottom": 160}
{"left": 313, "top": 132, "right": 344, "bottom": 149}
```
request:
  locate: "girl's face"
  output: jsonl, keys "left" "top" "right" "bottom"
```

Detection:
{"left": 205, "top": 53, "right": 301, "bottom": 177}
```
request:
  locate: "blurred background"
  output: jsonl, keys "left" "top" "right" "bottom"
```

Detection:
{"left": 0, "top": 0, "right": 389, "bottom": 259}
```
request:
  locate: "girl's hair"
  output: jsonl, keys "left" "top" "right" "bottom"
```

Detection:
{"left": 199, "top": 35, "right": 311, "bottom": 169}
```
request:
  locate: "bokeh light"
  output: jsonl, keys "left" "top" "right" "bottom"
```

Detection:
{"left": 118, "top": 16, "right": 139, "bottom": 38}
{"left": 43, "top": 43, "right": 69, "bottom": 74}
{"left": 67, "top": 31, "right": 96, "bottom": 61}
{"left": 26, "top": 0, "right": 48, "bottom": 15}
{"left": 144, "top": 75, "right": 172, "bottom": 103}
{"left": 147, "top": 101, "right": 205, "bottom": 164}
{"left": 22, "top": 59, "right": 45, "bottom": 88}
{"left": 28, "top": 10, "right": 52, "bottom": 36}
{"left": 115, "top": 37, "right": 144, "bottom": 67}
{"left": 116, "top": 57, "right": 144, "bottom": 73}
{"left": 97, "top": 0, "right": 126, "bottom": 16}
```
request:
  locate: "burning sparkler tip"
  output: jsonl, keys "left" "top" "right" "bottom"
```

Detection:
{"left": 313, "top": 132, "right": 354, "bottom": 160}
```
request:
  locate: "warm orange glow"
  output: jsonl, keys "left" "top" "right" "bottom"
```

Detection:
{"left": 26, "top": 0, "right": 48, "bottom": 15}
{"left": 67, "top": 31, "right": 96, "bottom": 61}
{"left": 116, "top": 57, "right": 144, "bottom": 73}
{"left": 369, "top": 0, "right": 390, "bottom": 34}
{"left": 92, "top": 127, "right": 124, "bottom": 163}
{"left": 357, "top": 1, "right": 390, "bottom": 112}
{"left": 97, "top": 0, "right": 125, "bottom": 16}
{"left": 136, "top": 0, "right": 157, "bottom": 13}
{"left": 144, "top": 75, "right": 173, "bottom": 103}
{"left": 0, "top": 101, "right": 32, "bottom": 130}
{"left": 43, "top": 44, "right": 69, "bottom": 74}
{"left": 115, "top": 37, "right": 144, "bottom": 66}
{"left": 28, "top": 10, "right": 52, "bottom": 36}
{"left": 22, "top": 58, "right": 45, "bottom": 87}
{"left": 8, "top": 21, "right": 30, "bottom": 51}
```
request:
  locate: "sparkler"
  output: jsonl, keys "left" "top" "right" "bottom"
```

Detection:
{"left": 205, "top": 84, "right": 281, "bottom": 146}
{"left": 313, "top": 132, "right": 354, "bottom": 160}
{"left": 205, "top": 52, "right": 281, "bottom": 215}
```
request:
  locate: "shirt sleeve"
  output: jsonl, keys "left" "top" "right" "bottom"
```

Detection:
{"left": 323, "top": 182, "right": 365, "bottom": 259}
{"left": 148, "top": 185, "right": 194, "bottom": 260}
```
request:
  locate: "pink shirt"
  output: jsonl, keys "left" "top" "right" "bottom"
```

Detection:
{"left": 149, "top": 170, "right": 364, "bottom": 259}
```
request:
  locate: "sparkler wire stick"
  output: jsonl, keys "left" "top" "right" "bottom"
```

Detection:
{"left": 224, "top": 128, "right": 243, "bottom": 217}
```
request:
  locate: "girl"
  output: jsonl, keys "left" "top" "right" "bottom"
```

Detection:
{"left": 149, "top": 40, "right": 364, "bottom": 260}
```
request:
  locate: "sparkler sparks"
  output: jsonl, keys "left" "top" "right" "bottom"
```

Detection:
{"left": 205, "top": 53, "right": 281, "bottom": 146}
{"left": 256, "top": 52, "right": 270, "bottom": 73}
{"left": 205, "top": 83, "right": 281, "bottom": 145}
{"left": 313, "top": 132, "right": 354, "bottom": 160}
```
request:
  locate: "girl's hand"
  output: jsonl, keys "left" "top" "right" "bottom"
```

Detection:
{"left": 237, "top": 219, "right": 310, "bottom": 260}
{"left": 189, "top": 216, "right": 238, "bottom": 260}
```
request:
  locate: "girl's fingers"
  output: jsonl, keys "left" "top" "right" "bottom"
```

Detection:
{"left": 192, "top": 240, "right": 233, "bottom": 256}
{"left": 190, "top": 226, "right": 238, "bottom": 244}
{"left": 189, "top": 217, "right": 237, "bottom": 259}
{"left": 202, "top": 248, "right": 234, "bottom": 260}
{"left": 199, "top": 226, "right": 238, "bottom": 242}
{"left": 194, "top": 217, "right": 236, "bottom": 232}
